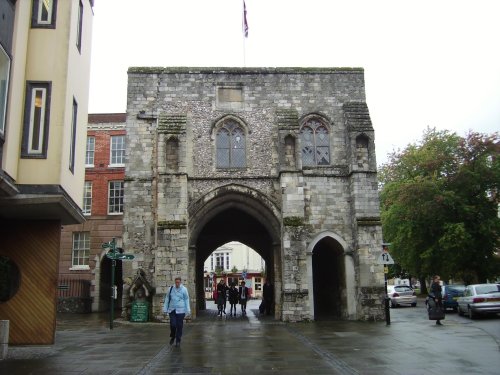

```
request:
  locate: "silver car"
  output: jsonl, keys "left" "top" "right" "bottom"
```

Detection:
{"left": 387, "top": 285, "right": 417, "bottom": 308}
{"left": 457, "top": 284, "right": 500, "bottom": 319}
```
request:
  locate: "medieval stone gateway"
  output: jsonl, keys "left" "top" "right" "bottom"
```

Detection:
{"left": 123, "top": 67, "right": 385, "bottom": 322}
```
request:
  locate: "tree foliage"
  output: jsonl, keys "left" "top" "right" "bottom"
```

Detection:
{"left": 380, "top": 128, "right": 500, "bottom": 284}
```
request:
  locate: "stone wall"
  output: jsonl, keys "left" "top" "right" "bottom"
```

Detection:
{"left": 124, "top": 67, "right": 385, "bottom": 322}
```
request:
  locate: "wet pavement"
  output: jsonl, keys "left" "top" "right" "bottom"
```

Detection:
{"left": 1, "top": 299, "right": 499, "bottom": 374}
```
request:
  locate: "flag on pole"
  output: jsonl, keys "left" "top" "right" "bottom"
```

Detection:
{"left": 243, "top": 0, "right": 249, "bottom": 38}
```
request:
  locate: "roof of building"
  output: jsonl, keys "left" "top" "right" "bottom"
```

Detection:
{"left": 127, "top": 67, "right": 364, "bottom": 75}
{"left": 88, "top": 113, "right": 126, "bottom": 123}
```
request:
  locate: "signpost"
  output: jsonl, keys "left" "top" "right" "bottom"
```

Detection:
{"left": 378, "top": 244, "right": 394, "bottom": 325}
{"left": 102, "top": 238, "right": 135, "bottom": 330}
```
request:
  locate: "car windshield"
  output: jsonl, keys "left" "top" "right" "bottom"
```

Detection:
{"left": 447, "top": 285, "right": 465, "bottom": 292}
{"left": 475, "top": 285, "right": 500, "bottom": 295}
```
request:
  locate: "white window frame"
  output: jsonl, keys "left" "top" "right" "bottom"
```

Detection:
{"left": 108, "top": 180, "right": 124, "bottom": 215}
{"left": 82, "top": 181, "right": 92, "bottom": 216}
{"left": 27, "top": 87, "right": 47, "bottom": 155}
{"left": 109, "top": 135, "right": 125, "bottom": 167}
{"left": 0, "top": 44, "right": 10, "bottom": 136}
{"left": 70, "top": 232, "right": 90, "bottom": 270}
{"left": 85, "top": 136, "right": 95, "bottom": 167}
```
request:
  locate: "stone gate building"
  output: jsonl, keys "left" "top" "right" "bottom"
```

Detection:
{"left": 123, "top": 67, "right": 385, "bottom": 322}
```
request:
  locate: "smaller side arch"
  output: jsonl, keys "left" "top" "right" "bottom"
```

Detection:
{"left": 306, "top": 231, "right": 355, "bottom": 320}
{"left": 306, "top": 231, "right": 350, "bottom": 254}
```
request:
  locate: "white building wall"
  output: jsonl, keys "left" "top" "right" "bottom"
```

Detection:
{"left": 203, "top": 241, "right": 265, "bottom": 273}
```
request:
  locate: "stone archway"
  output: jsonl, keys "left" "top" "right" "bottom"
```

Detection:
{"left": 307, "top": 231, "right": 356, "bottom": 320}
{"left": 188, "top": 184, "right": 282, "bottom": 318}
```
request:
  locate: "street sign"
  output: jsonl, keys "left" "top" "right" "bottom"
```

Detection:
{"left": 116, "top": 254, "right": 135, "bottom": 261}
{"left": 106, "top": 253, "right": 135, "bottom": 260}
{"left": 377, "top": 251, "right": 395, "bottom": 265}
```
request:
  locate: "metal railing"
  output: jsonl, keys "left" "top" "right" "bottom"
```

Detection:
{"left": 57, "top": 278, "right": 91, "bottom": 298}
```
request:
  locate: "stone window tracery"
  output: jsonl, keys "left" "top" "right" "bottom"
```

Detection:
{"left": 216, "top": 119, "right": 246, "bottom": 168}
{"left": 300, "top": 119, "right": 330, "bottom": 166}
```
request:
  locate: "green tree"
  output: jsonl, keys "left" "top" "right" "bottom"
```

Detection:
{"left": 380, "top": 128, "right": 500, "bottom": 287}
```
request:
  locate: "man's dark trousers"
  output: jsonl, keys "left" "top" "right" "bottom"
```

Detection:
{"left": 169, "top": 311, "right": 185, "bottom": 343}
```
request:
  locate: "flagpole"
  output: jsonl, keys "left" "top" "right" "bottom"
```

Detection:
{"left": 243, "top": 35, "right": 246, "bottom": 67}
{"left": 242, "top": 0, "right": 248, "bottom": 67}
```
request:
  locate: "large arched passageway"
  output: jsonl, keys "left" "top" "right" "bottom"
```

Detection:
{"left": 188, "top": 186, "right": 282, "bottom": 318}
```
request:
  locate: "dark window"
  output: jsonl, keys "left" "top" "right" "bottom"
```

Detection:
{"left": 300, "top": 119, "right": 330, "bottom": 166}
{"left": 216, "top": 120, "right": 246, "bottom": 168}
{"left": 76, "top": 0, "right": 83, "bottom": 52}
{"left": 0, "top": 256, "right": 21, "bottom": 302}
{"left": 21, "top": 81, "right": 52, "bottom": 158}
{"left": 69, "top": 98, "right": 78, "bottom": 173}
{"left": 0, "top": 44, "right": 10, "bottom": 137}
{"left": 31, "top": 0, "right": 58, "bottom": 29}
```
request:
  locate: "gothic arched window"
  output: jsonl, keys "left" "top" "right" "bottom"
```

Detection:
{"left": 216, "top": 120, "right": 246, "bottom": 168}
{"left": 300, "top": 119, "right": 330, "bottom": 166}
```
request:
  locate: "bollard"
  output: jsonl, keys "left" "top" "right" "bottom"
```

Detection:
{"left": 0, "top": 320, "right": 9, "bottom": 360}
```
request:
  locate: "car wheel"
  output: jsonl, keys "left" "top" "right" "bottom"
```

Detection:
{"left": 411, "top": 303, "right": 417, "bottom": 307}
{"left": 467, "top": 306, "right": 477, "bottom": 319}
{"left": 389, "top": 300, "right": 397, "bottom": 308}
{"left": 457, "top": 305, "right": 464, "bottom": 316}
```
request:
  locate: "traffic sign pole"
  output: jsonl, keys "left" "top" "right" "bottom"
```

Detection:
{"left": 110, "top": 258, "right": 116, "bottom": 330}
{"left": 379, "top": 244, "right": 392, "bottom": 326}
{"left": 101, "top": 238, "right": 135, "bottom": 330}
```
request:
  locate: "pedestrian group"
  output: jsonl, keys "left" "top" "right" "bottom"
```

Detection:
{"left": 214, "top": 279, "right": 251, "bottom": 317}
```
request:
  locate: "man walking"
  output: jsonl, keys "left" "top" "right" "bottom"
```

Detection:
{"left": 163, "top": 277, "right": 191, "bottom": 347}
{"left": 430, "top": 275, "right": 444, "bottom": 325}
{"left": 263, "top": 280, "right": 273, "bottom": 316}
{"left": 239, "top": 281, "right": 250, "bottom": 315}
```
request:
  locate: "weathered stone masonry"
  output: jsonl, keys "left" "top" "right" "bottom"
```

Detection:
{"left": 123, "top": 67, "right": 385, "bottom": 322}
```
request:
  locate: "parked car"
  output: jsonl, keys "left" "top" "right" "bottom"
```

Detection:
{"left": 442, "top": 284, "right": 466, "bottom": 311}
{"left": 387, "top": 285, "right": 417, "bottom": 308}
{"left": 457, "top": 284, "right": 500, "bottom": 319}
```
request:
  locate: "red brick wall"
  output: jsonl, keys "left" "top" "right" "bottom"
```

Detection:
{"left": 86, "top": 129, "right": 126, "bottom": 216}
{"left": 58, "top": 121, "right": 126, "bottom": 311}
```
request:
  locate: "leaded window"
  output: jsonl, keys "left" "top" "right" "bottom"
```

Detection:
{"left": 216, "top": 120, "right": 246, "bottom": 168}
{"left": 300, "top": 119, "right": 330, "bottom": 166}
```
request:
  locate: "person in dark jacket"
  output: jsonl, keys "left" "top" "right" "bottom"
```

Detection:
{"left": 239, "top": 281, "right": 251, "bottom": 315}
{"left": 430, "top": 275, "right": 444, "bottom": 325}
{"left": 228, "top": 283, "right": 239, "bottom": 316}
{"left": 262, "top": 280, "right": 273, "bottom": 315}
{"left": 216, "top": 280, "right": 228, "bottom": 317}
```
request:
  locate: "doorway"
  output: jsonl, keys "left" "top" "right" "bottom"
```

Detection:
{"left": 312, "top": 236, "right": 345, "bottom": 319}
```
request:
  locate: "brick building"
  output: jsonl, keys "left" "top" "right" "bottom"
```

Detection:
{"left": 124, "top": 67, "right": 386, "bottom": 322}
{"left": 58, "top": 113, "right": 126, "bottom": 313}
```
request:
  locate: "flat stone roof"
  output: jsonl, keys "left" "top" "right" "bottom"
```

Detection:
{"left": 127, "top": 66, "right": 364, "bottom": 75}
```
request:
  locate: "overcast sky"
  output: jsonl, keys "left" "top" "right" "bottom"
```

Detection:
{"left": 88, "top": 0, "right": 500, "bottom": 165}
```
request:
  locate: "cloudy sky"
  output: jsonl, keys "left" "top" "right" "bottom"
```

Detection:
{"left": 88, "top": 0, "right": 500, "bottom": 165}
